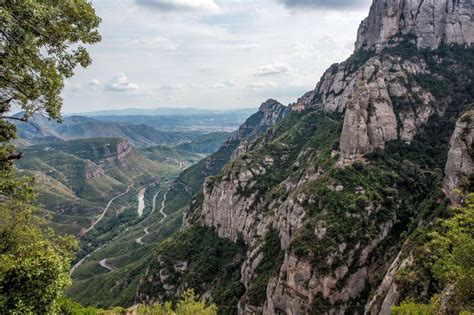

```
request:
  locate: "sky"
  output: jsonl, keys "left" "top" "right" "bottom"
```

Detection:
{"left": 62, "top": 0, "right": 372, "bottom": 113}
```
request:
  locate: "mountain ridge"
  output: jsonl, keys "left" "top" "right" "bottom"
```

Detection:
{"left": 131, "top": 0, "right": 473, "bottom": 314}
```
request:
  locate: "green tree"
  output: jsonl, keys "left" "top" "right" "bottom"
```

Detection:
{"left": 392, "top": 194, "right": 474, "bottom": 314}
{"left": 137, "top": 290, "right": 218, "bottom": 315}
{"left": 427, "top": 193, "right": 474, "bottom": 312}
{"left": 0, "top": 0, "right": 100, "bottom": 312}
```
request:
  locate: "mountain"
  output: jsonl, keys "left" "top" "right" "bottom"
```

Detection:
{"left": 82, "top": 108, "right": 259, "bottom": 133}
{"left": 75, "top": 107, "right": 257, "bottom": 117}
{"left": 67, "top": 100, "right": 290, "bottom": 308}
{"left": 13, "top": 114, "right": 195, "bottom": 148}
{"left": 127, "top": 0, "right": 473, "bottom": 314}
{"left": 15, "top": 138, "right": 178, "bottom": 236}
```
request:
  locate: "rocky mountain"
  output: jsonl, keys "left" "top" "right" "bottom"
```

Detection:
{"left": 355, "top": 0, "right": 474, "bottom": 51}
{"left": 67, "top": 101, "right": 289, "bottom": 308}
{"left": 132, "top": 0, "right": 473, "bottom": 314}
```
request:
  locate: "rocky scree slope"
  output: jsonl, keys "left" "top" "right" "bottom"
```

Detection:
{"left": 136, "top": 0, "right": 473, "bottom": 314}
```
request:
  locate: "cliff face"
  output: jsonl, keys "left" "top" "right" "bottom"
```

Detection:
{"left": 444, "top": 110, "right": 474, "bottom": 204}
{"left": 355, "top": 0, "right": 474, "bottom": 52}
{"left": 139, "top": 0, "right": 473, "bottom": 313}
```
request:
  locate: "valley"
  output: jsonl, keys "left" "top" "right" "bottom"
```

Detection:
{"left": 2, "top": 0, "right": 473, "bottom": 314}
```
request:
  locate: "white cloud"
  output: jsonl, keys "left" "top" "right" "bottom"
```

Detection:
{"left": 255, "top": 63, "right": 292, "bottom": 76}
{"left": 159, "top": 84, "right": 186, "bottom": 91}
{"left": 279, "top": 0, "right": 370, "bottom": 10}
{"left": 105, "top": 73, "right": 140, "bottom": 91}
{"left": 128, "top": 36, "right": 178, "bottom": 51}
{"left": 136, "top": 0, "right": 220, "bottom": 13}
{"left": 87, "top": 79, "right": 101, "bottom": 91}
{"left": 247, "top": 82, "right": 278, "bottom": 89}
{"left": 61, "top": 0, "right": 370, "bottom": 112}
{"left": 208, "top": 80, "right": 236, "bottom": 88}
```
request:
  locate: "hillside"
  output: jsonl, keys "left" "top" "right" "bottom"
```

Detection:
{"left": 15, "top": 138, "right": 180, "bottom": 236}
{"left": 67, "top": 101, "right": 292, "bottom": 307}
{"left": 128, "top": 0, "right": 474, "bottom": 314}
{"left": 13, "top": 114, "right": 195, "bottom": 148}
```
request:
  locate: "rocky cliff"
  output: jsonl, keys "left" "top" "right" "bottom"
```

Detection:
{"left": 355, "top": 0, "right": 474, "bottom": 52}
{"left": 444, "top": 109, "right": 474, "bottom": 204}
{"left": 137, "top": 0, "right": 473, "bottom": 313}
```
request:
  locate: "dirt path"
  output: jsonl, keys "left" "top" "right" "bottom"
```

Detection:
{"left": 135, "top": 227, "right": 149, "bottom": 245}
{"left": 79, "top": 186, "right": 132, "bottom": 238}
{"left": 99, "top": 259, "right": 114, "bottom": 272}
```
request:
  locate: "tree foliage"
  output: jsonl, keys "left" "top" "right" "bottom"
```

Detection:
{"left": 0, "top": 0, "right": 101, "bottom": 122}
{"left": 426, "top": 193, "right": 474, "bottom": 311}
{"left": 136, "top": 290, "right": 217, "bottom": 315}
{"left": 0, "top": 0, "right": 100, "bottom": 312}
{"left": 392, "top": 194, "right": 474, "bottom": 314}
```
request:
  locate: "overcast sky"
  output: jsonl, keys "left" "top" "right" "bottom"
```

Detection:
{"left": 62, "top": 0, "right": 372, "bottom": 113}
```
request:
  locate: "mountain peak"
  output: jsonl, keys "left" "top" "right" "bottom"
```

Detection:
{"left": 258, "top": 99, "right": 284, "bottom": 112}
{"left": 355, "top": 0, "right": 474, "bottom": 52}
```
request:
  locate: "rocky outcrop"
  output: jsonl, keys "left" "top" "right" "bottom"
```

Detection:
{"left": 102, "top": 140, "right": 135, "bottom": 163}
{"left": 293, "top": 54, "right": 434, "bottom": 162}
{"left": 355, "top": 0, "right": 474, "bottom": 52}
{"left": 237, "top": 99, "right": 289, "bottom": 141}
{"left": 233, "top": 99, "right": 289, "bottom": 158}
{"left": 365, "top": 251, "right": 414, "bottom": 315}
{"left": 85, "top": 165, "right": 105, "bottom": 179}
{"left": 140, "top": 0, "right": 473, "bottom": 313}
{"left": 444, "top": 109, "right": 474, "bottom": 204}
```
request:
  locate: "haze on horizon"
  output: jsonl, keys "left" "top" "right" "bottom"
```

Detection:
{"left": 62, "top": 0, "right": 371, "bottom": 113}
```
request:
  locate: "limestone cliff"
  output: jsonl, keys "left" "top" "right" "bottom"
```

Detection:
{"left": 355, "top": 0, "right": 474, "bottom": 52}
{"left": 444, "top": 109, "right": 474, "bottom": 204}
{"left": 138, "top": 0, "right": 474, "bottom": 313}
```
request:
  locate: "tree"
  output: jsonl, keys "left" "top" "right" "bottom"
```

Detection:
{"left": 137, "top": 290, "right": 218, "bottom": 315}
{"left": 392, "top": 194, "right": 474, "bottom": 314}
{"left": 0, "top": 0, "right": 101, "bottom": 161}
{"left": 0, "top": 0, "right": 101, "bottom": 312}
{"left": 427, "top": 193, "right": 474, "bottom": 312}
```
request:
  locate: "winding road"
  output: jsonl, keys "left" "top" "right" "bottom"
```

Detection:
{"left": 71, "top": 185, "right": 170, "bottom": 275}
{"left": 135, "top": 189, "right": 169, "bottom": 245}
{"left": 79, "top": 186, "right": 132, "bottom": 238}
{"left": 158, "top": 190, "right": 169, "bottom": 224}
{"left": 99, "top": 259, "right": 114, "bottom": 272}
{"left": 135, "top": 227, "right": 149, "bottom": 245}
{"left": 70, "top": 243, "right": 106, "bottom": 275}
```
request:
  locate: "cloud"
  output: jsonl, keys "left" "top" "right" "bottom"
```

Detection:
{"left": 87, "top": 79, "right": 101, "bottom": 91}
{"left": 255, "top": 63, "right": 292, "bottom": 76}
{"left": 105, "top": 73, "right": 140, "bottom": 91}
{"left": 208, "top": 80, "right": 236, "bottom": 88}
{"left": 128, "top": 36, "right": 177, "bottom": 51}
{"left": 279, "top": 0, "right": 370, "bottom": 9}
{"left": 159, "top": 84, "right": 186, "bottom": 91}
{"left": 136, "top": 0, "right": 220, "bottom": 13}
{"left": 247, "top": 82, "right": 278, "bottom": 89}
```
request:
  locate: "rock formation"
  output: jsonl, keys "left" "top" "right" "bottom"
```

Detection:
{"left": 355, "top": 0, "right": 474, "bottom": 51}
{"left": 444, "top": 109, "right": 474, "bottom": 204}
{"left": 138, "top": 0, "right": 474, "bottom": 313}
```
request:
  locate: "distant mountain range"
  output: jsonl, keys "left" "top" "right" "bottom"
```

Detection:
{"left": 13, "top": 113, "right": 198, "bottom": 148}
{"left": 83, "top": 108, "right": 259, "bottom": 133}
{"left": 73, "top": 107, "right": 257, "bottom": 117}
